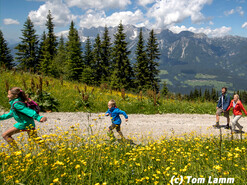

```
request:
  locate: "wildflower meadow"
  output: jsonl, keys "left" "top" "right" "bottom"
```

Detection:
{"left": 1, "top": 69, "right": 247, "bottom": 184}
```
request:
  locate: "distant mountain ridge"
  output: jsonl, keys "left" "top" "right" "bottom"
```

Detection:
{"left": 78, "top": 25, "right": 247, "bottom": 93}
{"left": 9, "top": 25, "right": 247, "bottom": 93}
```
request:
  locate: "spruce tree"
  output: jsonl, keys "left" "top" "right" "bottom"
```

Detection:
{"left": 0, "top": 30, "right": 13, "bottom": 69}
{"left": 111, "top": 22, "right": 134, "bottom": 90}
{"left": 92, "top": 34, "right": 103, "bottom": 85}
{"left": 81, "top": 37, "right": 94, "bottom": 84}
{"left": 66, "top": 21, "right": 83, "bottom": 81}
{"left": 51, "top": 35, "right": 67, "bottom": 78}
{"left": 45, "top": 10, "right": 57, "bottom": 60}
{"left": 134, "top": 28, "right": 149, "bottom": 90}
{"left": 15, "top": 17, "right": 39, "bottom": 70}
{"left": 161, "top": 81, "right": 169, "bottom": 96}
{"left": 146, "top": 29, "right": 160, "bottom": 91}
{"left": 101, "top": 26, "right": 112, "bottom": 83}
{"left": 39, "top": 10, "right": 57, "bottom": 75}
{"left": 37, "top": 31, "right": 46, "bottom": 69}
{"left": 83, "top": 37, "right": 93, "bottom": 66}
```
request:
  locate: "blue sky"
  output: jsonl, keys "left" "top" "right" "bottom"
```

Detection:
{"left": 1, "top": 0, "right": 247, "bottom": 44}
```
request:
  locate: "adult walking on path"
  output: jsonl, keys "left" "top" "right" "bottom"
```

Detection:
{"left": 226, "top": 94, "right": 247, "bottom": 133}
{"left": 213, "top": 87, "right": 231, "bottom": 129}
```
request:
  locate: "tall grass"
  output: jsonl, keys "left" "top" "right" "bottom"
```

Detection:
{"left": 0, "top": 69, "right": 217, "bottom": 114}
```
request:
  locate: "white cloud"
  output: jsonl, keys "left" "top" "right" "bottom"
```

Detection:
{"left": 147, "top": 0, "right": 213, "bottom": 29}
{"left": 242, "top": 22, "right": 247, "bottom": 29}
{"left": 236, "top": 6, "right": 244, "bottom": 16}
{"left": 65, "top": 0, "right": 131, "bottom": 10}
{"left": 170, "top": 25, "right": 232, "bottom": 37}
{"left": 3, "top": 18, "right": 20, "bottom": 25}
{"left": 138, "top": 0, "right": 155, "bottom": 7}
{"left": 28, "top": 0, "right": 76, "bottom": 27}
{"left": 79, "top": 9, "right": 145, "bottom": 28}
{"left": 224, "top": 9, "right": 235, "bottom": 16}
{"left": 56, "top": 30, "right": 69, "bottom": 37}
{"left": 224, "top": 7, "right": 244, "bottom": 16}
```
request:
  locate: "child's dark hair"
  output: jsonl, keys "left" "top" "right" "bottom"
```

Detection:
{"left": 10, "top": 87, "right": 28, "bottom": 102}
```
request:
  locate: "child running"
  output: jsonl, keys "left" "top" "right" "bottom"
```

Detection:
{"left": 105, "top": 99, "right": 128, "bottom": 140}
{"left": 0, "top": 87, "right": 47, "bottom": 148}
{"left": 226, "top": 94, "right": 247, "bottom": 133}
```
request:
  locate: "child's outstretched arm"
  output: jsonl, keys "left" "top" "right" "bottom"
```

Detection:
{"left": 13, "top": 102, "right": 45, "bottom": 122}
{"left": 105, "top": 110, "right": 111, "bottom": 116}
{"left": 118, "top": 110, "right": 128, "bottom": 121}
{"left": 0, "top": 110, "right": 14, "bottom": 121}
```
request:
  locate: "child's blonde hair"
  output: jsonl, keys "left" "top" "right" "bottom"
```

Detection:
{"left": 108, "top": 99, "right": 116, "bottom": 107}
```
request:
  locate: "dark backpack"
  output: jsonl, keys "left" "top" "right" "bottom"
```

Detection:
{"left": 12, "top": 99, "right": 40, "bottom": 115}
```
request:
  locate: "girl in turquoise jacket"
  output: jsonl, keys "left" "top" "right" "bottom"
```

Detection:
{"left": 0, "top": 87, "right": 47, "bottom": 148}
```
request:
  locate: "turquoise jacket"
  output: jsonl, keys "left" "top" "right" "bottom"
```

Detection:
{"left": 0, "top": 98, "right": 43, "bottom": 130}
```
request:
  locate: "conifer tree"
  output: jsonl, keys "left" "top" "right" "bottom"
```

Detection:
{"left": 92, "top": 34, "right": 103, "bottom": 85}
{"left": 37, "top": 31, "right": 46, "bottom": 69}
{"left": 161, "top": 81, "right": 169, "bottom": 96}
{"left": 101, "top": 26, "right": 112, "bottom": 83}
{"left": 45, "top": 10, "right": 57, "bottom": 60}
{"left": 146, "top": 29, "right": 160, "bottom": 91}
{"left": 0, "top": 30, "right": 13, "bottom": 69}
{"left": 134, "top": 28, "right": 149, "bottom": 90}
{"left": 111, "top": 22, "right": 134, "bottom": 90}
{"left": 81, "top": 37, "right": 94, "bottom": 84}
{"left": 51, "top": 35, "right": 67, "bottom": 78}
{"left": 66, "top": 21, "right": 83, "bottom": 81}
{"left": 39, "top": 10, "right": 57, "bottom": 75}
{"left": 15, "top": 17, "right": 39, "bottom": 70}
{"left": 83, "top": 37, "right": 93, "bottom": 66}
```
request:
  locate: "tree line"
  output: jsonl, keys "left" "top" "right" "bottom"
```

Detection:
{"left": 0, "top": 11, "right": 160, "bottom": 92}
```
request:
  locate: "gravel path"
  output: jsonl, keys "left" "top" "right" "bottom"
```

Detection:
{"left": 1, "top": 112, "right": 246, "bottom": 144}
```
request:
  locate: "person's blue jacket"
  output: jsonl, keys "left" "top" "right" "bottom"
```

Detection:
{"left": 105, "top": 107, "right": 128, "bottom": 125}
{"left": 217, "top": 93, "right": 231, "bottom": 111}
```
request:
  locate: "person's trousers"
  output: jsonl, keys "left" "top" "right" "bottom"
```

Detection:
{"left": 231, "top": 115, "right": 242, "bottom": 130}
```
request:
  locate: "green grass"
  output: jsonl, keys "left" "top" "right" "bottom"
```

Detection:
{"left": 0, "top": 69, "right": 217, "bottom": 114}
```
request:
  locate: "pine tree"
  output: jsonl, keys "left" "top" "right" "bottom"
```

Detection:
{"left": 161, "top": 81, "right": 169, "bottom": 97}
{"left": 92, "top": 34, "right": 103, "bottom": 85}
{"left": 37, "top": 31, "right": 46, "bottom": 69}
{"left": 66, "top": 21, "right": 83, "bottom": 81}
{"left": 0, "top": 30, "right": 13, "bottom": 69}
{"left": 134, "top": 28, "right": 149, "bottom": 90}
{"left": 146, "top": 29, "right": 160, "bottom": 91}
{"left": 45, "top": 10, "right": 57, "bottom": 60}
{"left": 83, "top": 37, "right": 93, "bottom": 66}
{"left": 101, "top": 26, "right": 112, "bottom": 83}
{"left": 15, "top": 17, "right": 39, "bottom": 70}
{"left": 51, "top": 35, "right": 67, "bottom": 78}
{"left": 111, "top": 22, "right": 134, "bottom": 90}
{"left": 81, "top": 37, "right": 94, "bottom": 84}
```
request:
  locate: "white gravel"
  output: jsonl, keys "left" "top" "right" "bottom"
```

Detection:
{"left": 0, "top": 111, "right": 246, "bottom": 144}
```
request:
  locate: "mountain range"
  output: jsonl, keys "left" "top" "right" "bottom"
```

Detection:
{"left": 10, "top": 25, "right": 247, "bottom": 94}
{"left": 79, "top": 25, "right": 247, "bottom": 93}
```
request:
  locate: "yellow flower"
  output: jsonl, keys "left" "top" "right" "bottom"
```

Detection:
{"left": 53, "top": 178, "right": 59, "bottom": 183}
{"left": 75, "top": 164, "right": 80, "bottom": 169}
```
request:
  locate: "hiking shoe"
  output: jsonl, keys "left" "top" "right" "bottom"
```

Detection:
{"left": 213, "top": 124, "right": 220, "bottom": 128}
{"left": 225, "top": 125, "right": 231, "bottom": 129}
